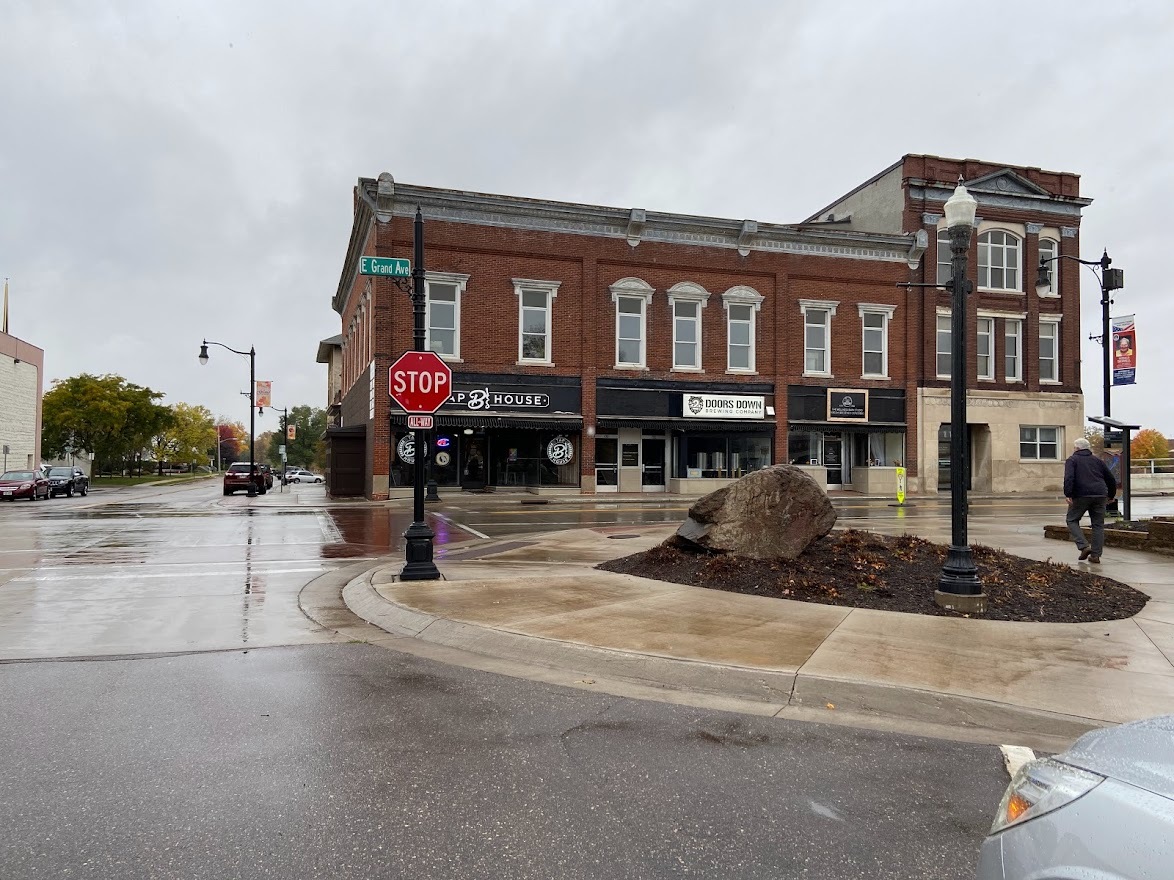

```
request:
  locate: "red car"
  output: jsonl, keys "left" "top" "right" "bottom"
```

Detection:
{"left": 0, "top": 470, "right": 51, "bottom": 501}
{"left": 222, "top": 462, "right": 267, "bottom": 496}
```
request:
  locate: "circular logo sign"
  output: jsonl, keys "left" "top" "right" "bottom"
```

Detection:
{"left": 435, "top": 451, "right": 451, "bottom": 467}
{"left": 397, "top": 435, "right": 415, "bottom": 464}
{"left": 546, "top": 435, "right": 574, "bottom": 466}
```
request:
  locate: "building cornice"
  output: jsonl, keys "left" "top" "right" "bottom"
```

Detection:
{"left": 356, "top": 178, "right": 915, "bottom": 266}
{"left": 909, "top": 180, "right": 1092, "bottom": 219}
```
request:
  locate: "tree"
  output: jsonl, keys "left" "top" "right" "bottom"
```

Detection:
{"left": 266, "top": 405, "right": 328, "bottom": 471}
{"left": 1084, "top": 426, "right": 1105, "bottom": 456}
{"left": 151, "top": 403, "right": 217, "bottom": 473}
{"left": 42, "top": 374, "right": 167, "bottom": 475}
{"left": 1132, "top": 428, "right": 1169, "bottom": 464}
{"left": 215, "top": 421, "right": 247, "bottom": 468}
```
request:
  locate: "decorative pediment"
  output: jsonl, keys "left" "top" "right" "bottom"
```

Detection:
{"left": 964, "top": 169, "right": 1051, "bottom": 198}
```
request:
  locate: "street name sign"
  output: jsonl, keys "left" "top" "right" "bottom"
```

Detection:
{"left": 389, "top": 351, "right": 452, "bottom": 414}
{"left": 407, "top": 415, "right": 434, "bottom": 430}
{"left": 359, "top": 256, "right": 411, "bottom": 277}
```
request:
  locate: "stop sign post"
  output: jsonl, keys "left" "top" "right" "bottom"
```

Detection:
{"left": 389, "top": 351, "right": 452, "bottom": 414}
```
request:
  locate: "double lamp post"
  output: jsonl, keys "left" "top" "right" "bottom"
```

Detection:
{"left": 198, "top": 339, "right": 259, "bottom": 497}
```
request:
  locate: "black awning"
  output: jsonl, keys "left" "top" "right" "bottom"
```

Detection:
{"left": 597, "top": 418, "right": 776, "bottom": 433}
{"left": 392, "top": 413, "right": 583, "bottom": 431}
{"left": 788, "top": 422, "right": 906, "bottom": 434}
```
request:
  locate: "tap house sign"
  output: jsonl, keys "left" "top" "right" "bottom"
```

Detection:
{"left": 827, "top": 389, "right": 869, "bottom": 422}
{"left": 440, "top": 381, "right": 580, "bottom": 413}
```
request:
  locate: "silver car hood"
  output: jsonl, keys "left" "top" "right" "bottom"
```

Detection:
{"left": 1059, "top": 714, "right": 1174, "bottom": 799}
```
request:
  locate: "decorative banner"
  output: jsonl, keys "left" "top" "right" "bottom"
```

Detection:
{"left": 255, "top": 381, "right": 272, "bottom": 408}
{"left": 1111, "top": 315, "right": 1136, "bottom": 386}
{"left": 286, "top": 424, "right": 296, "bottom": 440}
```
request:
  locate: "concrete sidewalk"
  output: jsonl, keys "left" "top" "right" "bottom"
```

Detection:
{"left": 316, "top": 516, "right": 1174, "bottom": 750}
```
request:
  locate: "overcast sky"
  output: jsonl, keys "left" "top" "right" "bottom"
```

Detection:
{"left": 3, "top": 1, "right": 1172, "bottom": 437}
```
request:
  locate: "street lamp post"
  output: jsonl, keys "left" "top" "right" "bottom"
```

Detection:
{"left": 935, "top": 182, "right": 985, "bottom": 612}
{"left": 1035, "top": 252, "right": 1125, "bottom": 417}
{"left": 199, "top": 340, "right": 258, "bottom": 497}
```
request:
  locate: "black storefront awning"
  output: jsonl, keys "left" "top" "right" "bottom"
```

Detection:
{"left": 598, "top": 418, "right": 776, "bottom": 433}
{"left": 391, "top": 413, "right": 583, "bottom": 431}
{"left": 788, "top": 422, "right": 906, "bottom": 433}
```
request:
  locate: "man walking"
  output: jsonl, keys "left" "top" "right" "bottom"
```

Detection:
{"left": 1064, "top": 437, "right": 1117, "bottom": 564}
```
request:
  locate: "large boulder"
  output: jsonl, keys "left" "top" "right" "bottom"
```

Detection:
{"left": 674, "top": 465, "right": 836, "bottom": 560}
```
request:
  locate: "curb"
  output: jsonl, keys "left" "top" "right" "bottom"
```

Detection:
{"left": 336, "top": 565, "right": 1103, "bottom": 751}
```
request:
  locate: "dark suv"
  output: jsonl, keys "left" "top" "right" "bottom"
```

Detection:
{"left": 223, "top": 462, "right": 267, "bottom": 496}
{"left": 46, "top": 466, "right": 89, "bottom": 498}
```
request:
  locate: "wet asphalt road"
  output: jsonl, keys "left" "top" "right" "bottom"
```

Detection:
{"left": 2, "top": 478, "right": 1133, "bottom": 877}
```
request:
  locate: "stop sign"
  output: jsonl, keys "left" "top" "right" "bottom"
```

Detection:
{"left": 389, "top": 350, "right": 453, "bottom": 414}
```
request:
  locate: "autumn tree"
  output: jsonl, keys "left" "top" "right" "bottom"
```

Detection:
{"left": 1132, "top": 428, "right": 1169, "bottom": 464}
{"left": 1084, "top": 426, "right": 1105, "bottom": 456}
{"left": 214, "top": 421, "right": 247, "bottom": 468}
{"left": 265, "top": 405, "right": 328, "bottom": 471}
{"left": 150, "top": 403, "right": 217, "bottom": 473}
{"left": 42, "top": 374, "right": 168, "bottom": 475}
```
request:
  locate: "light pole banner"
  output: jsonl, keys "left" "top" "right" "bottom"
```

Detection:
{"left": 1111, "top": 315, "right": 1136, "bottom": 386}
{"left": 255, "top": 381, "right": 272, "bottom": 407}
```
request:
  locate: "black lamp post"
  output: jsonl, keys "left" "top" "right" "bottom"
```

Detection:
{"left": 935, "top": 182, "right": 985, "bottom": 612}
{"left": 1035, "top": 251, "right": 1124, "bottom": 420}
{"left": 401, "top": 209, "right": 440, "bottom": 580}
{"left": 199, "top": 339, "right": 258, "bottom": 497}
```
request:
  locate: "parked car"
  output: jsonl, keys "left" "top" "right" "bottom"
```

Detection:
{"left": 46, "top": 466, "right": 89, "bottom": 498}
{"left": 259, "top": 464, "right": 274, "bottom": 489}
{"left": 0, "top": 470, "right": 51, "bottom": 501}
{"left": 977, "top": 714, "right": 1174, "bottom": 878}
{"left": 222, "top": 462, "right": 267, "bottom": 496}
{"left": 286, "top": 468, "right": 324, "bottom": 484}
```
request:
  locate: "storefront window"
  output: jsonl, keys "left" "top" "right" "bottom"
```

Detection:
{"left": 788, "top": 431, "right": 821, "bottom": 465}
{"left": 675, "top": 434, "right": 772, "bottom": 478}
{"left": 489, "top": 430, "right": 579, "bottom": 488}
{"left": 596, "top": 437, "right": 618, "bottom": 486}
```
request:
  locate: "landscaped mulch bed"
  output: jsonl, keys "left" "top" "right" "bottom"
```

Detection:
{"left": 597, "top": 529, "right": 1147, "bottom": 623}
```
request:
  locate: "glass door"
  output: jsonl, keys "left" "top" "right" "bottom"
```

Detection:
{"left": 823, "top": 433, "right": 843, "bottom": 487}
{"left": 641, "top": 435, "right": 665, "bottom": 491}
{"left": 595, "top": 436, "right": 618, "bottom": 492}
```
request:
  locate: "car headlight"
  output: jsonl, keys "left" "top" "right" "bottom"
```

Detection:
{"left": 20, "top": 482, "right": 33, "bottom": 490}
{"left": 991, "top": 757, "right": 1104, "bottom": 834}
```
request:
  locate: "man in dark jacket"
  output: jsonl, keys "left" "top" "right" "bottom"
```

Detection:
{"left": 1063, "top": 437, "right": 1118, "bottom": 563}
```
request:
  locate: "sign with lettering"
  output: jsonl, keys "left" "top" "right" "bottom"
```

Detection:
{"left": 681, "top": 393, "right": 765, "bottom": 420}
{"left": 827, "top": 389, "right": 868, "bottom": 422}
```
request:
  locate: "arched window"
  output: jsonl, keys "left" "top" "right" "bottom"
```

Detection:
{"left": 1038, "top": 238, "right": 1060, "bottom": 296}
{"left": 978, "top": 230, "right": 1022, "bottom": 291}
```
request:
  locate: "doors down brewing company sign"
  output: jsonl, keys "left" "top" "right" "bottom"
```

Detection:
{"left": 682, "top": 393, "right": 765, "bottom": 420}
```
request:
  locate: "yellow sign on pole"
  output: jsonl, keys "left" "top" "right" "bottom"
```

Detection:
{"left": 895, "top": 466, "right": 907, "bottom": 505}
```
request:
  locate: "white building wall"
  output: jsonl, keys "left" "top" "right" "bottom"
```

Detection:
{"left": 0, "top": 355, "right": 40, "bottom": 469}
{"left": 916, "top": 387, "right": 1084, "bottom": 494}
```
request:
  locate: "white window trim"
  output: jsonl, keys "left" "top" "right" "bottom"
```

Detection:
{"left": 723, "top": 285, "right": 763, "bottom": 374}
{"left": 977, "top": 228, "right": 1024, "bottom": 294}
{"left": 935, "top": 225, "right": 953, "bottom": 286}
{"left": 799, "top": 299, "right": 838, "bottom": 378}
{"left": 935, "top": 307, "right": 952, "bottom": 379}
{"left": 424, "top": 271, "right": 470, "bottom": 362}
{"left": 1037, "top": 237, "right": 1061, "bottom": 299}
{"left": 1019, "top": 425, "right": 1062, "bottom": 461}
{"left": 976, "top": 316, "right": 995, "bottom": 381}
{"left": 512, "top": 278, "right": 560, "bottom": 365}
{"left": 1039, "top": 316, "right": 1062, "bottom": 385}
{"left": 1003, "top": 317, "right": 1024, "bottom": 383}
{"left": 610, "top": 277, "right": 655, "bottom": 369}
{"left": 667, "top": 282, "right": 710, "bottom": 372}
{"left": 858, "top": 303, "right": 895, "bottom": 379}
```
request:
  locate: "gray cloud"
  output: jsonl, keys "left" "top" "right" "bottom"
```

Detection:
{"left": 2, "top": 0, "right": 1172, "bottom": 434}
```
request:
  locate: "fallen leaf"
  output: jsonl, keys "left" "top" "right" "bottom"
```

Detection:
{"left": 826, "top": 703, "right": 835, "bottom": 710}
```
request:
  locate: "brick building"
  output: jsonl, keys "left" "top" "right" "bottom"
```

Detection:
{"left": 325, "top": 154, "right": 1091, "bottom": 499}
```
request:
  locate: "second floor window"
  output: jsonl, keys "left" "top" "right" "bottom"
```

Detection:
{"left": 801, "top": 300, "right": 837, "bottom": 375}
{"left": 936, "top": 314, "right": 952, "bottom": 377}
{"left": 673, "top": 300, "right": 701, "bottom": 369}
{"left": 1005, "top": 318, "right": 1022, "bottom": 382}
{"left": 514, "top": 279, "right": 560, "bottom": 364}
{"left": 1038, "top": 237, "right": 1060, "bottom": 296}
{"left": 616, "top": 296, "right": 646, "bottom": 367}
{"left": 978, "top": 230, "right": 1022, "bottom": 291}
{"left": 936, "top": 225, "right": 953, "bottom": 285}
{"left": 1039, "top": 320, "right": 1060, "bottom": 382}
{"left": 722, "top": 286, "right": 762, "bottom": 373}
{"left": 425, "top": 273, "right": 469, "bottom": 358}
{"left": 977, "top": 317, "right": 994, "bottom": 380}
{"left": 859, "top": 305, "right": 894, "bottom": 378}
